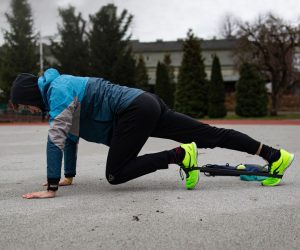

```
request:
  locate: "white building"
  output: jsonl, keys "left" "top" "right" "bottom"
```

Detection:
{"left": 131, "top": 38, "right": 239, "bottom": 91}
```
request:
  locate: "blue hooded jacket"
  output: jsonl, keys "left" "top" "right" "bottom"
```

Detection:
{"left": 38, "top": 68, "right": 143, "bottom": 184}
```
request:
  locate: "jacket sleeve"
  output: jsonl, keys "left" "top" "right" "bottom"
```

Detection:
{"left": 47, "top": 87, "right": 79, "bottom": 190}
{"left": 64, "top": 137, "right": 78, "bottom": 178}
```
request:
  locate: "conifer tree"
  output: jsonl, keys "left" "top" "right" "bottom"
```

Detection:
{"left": 235, "top": 63, "right": 268, "bottom": 117}
{"left": 208, "top": 55, "right": 227, "bottom": 118}
{"left": 155, "top": 61, "right": 171, "bottom": 107}
{"left": 175, "top": 30, "right": 208, "bottom": 117}
{"left": 51, "top": 6, "right": 89, "bottom": 76}
{"left": 89, "top": 4, "right": 136, "bottom": 86}
{"left": 135, "top": 56, "right": 149, "bottom": 91}
{"left": 0, "top": 46, "right": 5, "bottom": 102}
{"left": 163, "top": 54, "right": 176, "bottom": 84}
{"left": 0, "top": 0, "right": 38, "bottom": 102}
{"left": 163, "top": 54, "right": 175, "bottom": 107}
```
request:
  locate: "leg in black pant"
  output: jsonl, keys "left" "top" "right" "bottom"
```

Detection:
{"left": 151, "top": 109, "right": 261, "bottom": 155}
{"left": 106, "top": 93, "right": 169, "bottom": 184}
{"left": 106, "top": 93, "right": 261, "bottom": 185}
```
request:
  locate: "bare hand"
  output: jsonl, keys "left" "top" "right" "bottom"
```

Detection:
{"left": 22, "top": 190, "right": 56, "bottom": 199}
{"left": 43, "top": 177, "right": 73, "bottom": 186}
{"left": 59, "top": 177, "right": 73, "bottom": 186}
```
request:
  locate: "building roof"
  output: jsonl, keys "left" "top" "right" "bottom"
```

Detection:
{"left": 130, "top": 39, "right": 237, "bottom": 53}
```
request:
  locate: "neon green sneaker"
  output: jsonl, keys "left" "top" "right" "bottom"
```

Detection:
{"left": 261, "top": 149, "right": 294, "bottom": 186}
{"left": 179, "top": 142, "right": 199, "bottom": 190}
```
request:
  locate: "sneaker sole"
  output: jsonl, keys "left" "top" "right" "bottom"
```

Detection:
{"left": 187, "top": 142, "right": 199, "bottom": 190}
{"left": 282, "top": 153, "right": 295, "bottom": 177}
{"left": 192, "top": 142, "right": 198, "bottom": 167}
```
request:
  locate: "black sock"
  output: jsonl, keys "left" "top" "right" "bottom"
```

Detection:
{"left": 168, "top": 147, "right": 185, "bottom": 164}
{"left": 259, "top": 144, "right": 281, "bottom": 164}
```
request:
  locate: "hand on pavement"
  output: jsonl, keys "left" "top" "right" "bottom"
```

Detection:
{"left": 59, "top": 177, "right": 73, "bottom": 186}
{"left": 43, "top": 177, "right": 73, "bottom": 186}
{"left": 22, "top": 190, "right": 56, "bottom": 199}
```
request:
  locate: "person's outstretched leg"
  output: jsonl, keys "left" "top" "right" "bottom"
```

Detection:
{"left": 151, "top": 108, "right": 294, "bottom": 186}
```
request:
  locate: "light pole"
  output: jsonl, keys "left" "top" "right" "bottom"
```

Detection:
{"left": 39, "top": 31, "right": 44, "bottom": 74}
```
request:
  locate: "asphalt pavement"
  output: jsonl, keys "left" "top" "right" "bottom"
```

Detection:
{"left": 0, "top": 124, "right": 299, "bottom": 250}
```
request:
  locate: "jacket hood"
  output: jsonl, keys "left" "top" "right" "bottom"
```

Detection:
{"left": 38, "top": 68, "right": 61, "bottom": 110}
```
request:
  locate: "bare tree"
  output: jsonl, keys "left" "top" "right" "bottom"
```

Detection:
{"left": 236, "top": 13, "right": 300, "bottom": 115}
{"left": 219, "top": 13, "right": 240, "bottom": 39}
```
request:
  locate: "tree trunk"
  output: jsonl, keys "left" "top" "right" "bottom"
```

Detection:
{"left": 270, "top": 93, "right": 280, "bottom": 116}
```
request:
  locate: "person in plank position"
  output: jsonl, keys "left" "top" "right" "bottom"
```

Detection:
{"left": 10, "top": 68, "right": 294, "bottom": 199}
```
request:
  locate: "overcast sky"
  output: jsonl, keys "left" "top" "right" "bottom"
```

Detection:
{"left": 0, "top": 0, "right": 299, "bottom": 44}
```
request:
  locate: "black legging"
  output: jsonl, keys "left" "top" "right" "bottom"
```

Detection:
{"left": 106, "top": 92, "right": 260, "bottom": 184}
